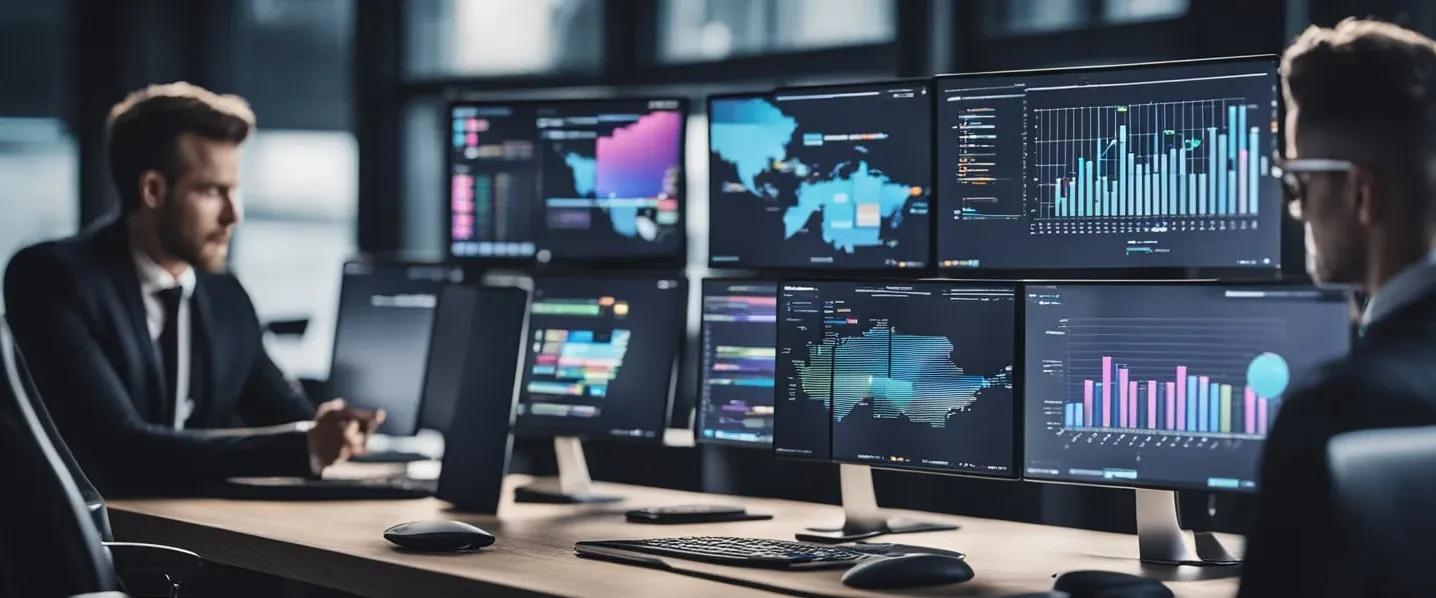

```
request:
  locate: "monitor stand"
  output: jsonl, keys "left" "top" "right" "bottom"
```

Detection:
{"left": 794, "top": 464, "right": 958, "bottom": 543}
{"left": 513, "top": 437, "right": 623, "bottom": 504}
{"left": 1135, "top": 488, "right": 1240, "bottom": 566}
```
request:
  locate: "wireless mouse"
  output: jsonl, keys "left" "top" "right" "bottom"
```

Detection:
{"left": 1054, "top": 570, "right": 1173, "bottom": 598}
{"left": 383, "top": 520, "right": 495, "bottom": 552}
{"left": 840, "top": 553, "right": 975, "bottom": 589}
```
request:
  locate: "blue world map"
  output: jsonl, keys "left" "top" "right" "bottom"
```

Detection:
{"left": 710, "top": 97, "right": 915, "bottom": 253}
{"left": 801, "top": 324, "right": 1009, "bottom": 428}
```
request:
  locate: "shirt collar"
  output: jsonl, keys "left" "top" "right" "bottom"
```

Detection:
{"left": 131, "top": 246, "right": 196, "bottom": 299}
{"left": 1361, "top": 249, "right": 1436, "bottom": 328}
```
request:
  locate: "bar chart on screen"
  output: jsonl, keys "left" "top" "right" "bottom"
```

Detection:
{"left": 1040, "top": 98, "right": 1266, "bottom": 231}
{"left": 1047, "top": 314, "right": 1289, "bottom": 448}
{"left": 1061, "top": 351, "right": 1283, "bottom": 439}
{"left": 1023, "top": 285, "right": 1351, "bottom": 491}
{"left": 937, "top": 58, "right": 1283, "bottom": 270}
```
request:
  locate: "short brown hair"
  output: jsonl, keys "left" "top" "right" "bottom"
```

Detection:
{"left": 106, "top": 82, "right": 255, "bottom": 212}
{"left": 1282, "top": 19, "right": 1436, "bottom": 160}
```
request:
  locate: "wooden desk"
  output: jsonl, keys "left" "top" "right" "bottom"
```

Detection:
{"left": 109, "top": 476, "right": 1241, "bottom": 597}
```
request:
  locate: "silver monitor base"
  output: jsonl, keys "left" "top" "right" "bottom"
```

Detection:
{"left": 513, "top": 437, "right": 622, "bottom": 504}
{"left": 795, "top": 464, "right": 958, "bottom": 543}
{"left": 1136, "top": 488, "right": 1239, "bottom": 566}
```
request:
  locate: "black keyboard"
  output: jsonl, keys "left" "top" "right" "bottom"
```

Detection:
{"left": 211, "top": 477, "right": 436, "bottom": 500}
{"left": 574, "top": 536, "right": 876, "bottom": 569}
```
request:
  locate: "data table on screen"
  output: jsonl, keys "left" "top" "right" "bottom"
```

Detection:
{"left": 696, "top": 280, "right": 779, "bottom": 447}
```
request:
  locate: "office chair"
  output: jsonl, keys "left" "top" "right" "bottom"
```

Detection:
{"left": 1328, "top": 426, "right": 1436, "bottom": 597}
{"left": 1, "top": 319, "right": 201, "bottom": 597}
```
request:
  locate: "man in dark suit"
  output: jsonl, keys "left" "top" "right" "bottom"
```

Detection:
{"left": 3, "top": 82, "right": 382, "bottom": 493}
{"left": 1240, "top": 20, "right": 1436, "bottom": 597}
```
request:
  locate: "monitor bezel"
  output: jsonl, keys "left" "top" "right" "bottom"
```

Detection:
{"left": 772, "top": 277, "right": 1023, "bottom": 481}
{"left": 705, "top": 80, "right": 938, "bottom": 275}
{"left": 510, "top": 272, "right": 689, "bottom": 444}
{"left": 693, "top": 276, "right": 781, "bottom": 450}
{"left": 444, "top": 96, "right": 691, "bottom": 268}
{"left": 930, "top": 54, "right": 1287, "bottom": 281}
{"left": 1017, "top": 279, "right": 1354, "bottom": 495}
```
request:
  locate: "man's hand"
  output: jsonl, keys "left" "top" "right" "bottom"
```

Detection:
{"left": 306, "top": 398, "right": 386, "bottom": 473}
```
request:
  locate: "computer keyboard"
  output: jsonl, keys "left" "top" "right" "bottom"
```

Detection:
{"left": 212, "top": 476, "right": 436, "bottom": 500}
{"left": 574, "top": 536, "right": 876, "bottom": 569}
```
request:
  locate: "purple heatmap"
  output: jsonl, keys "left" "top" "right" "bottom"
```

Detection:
{"left": 596, "top": 110, "right": 682, "bottom": 199}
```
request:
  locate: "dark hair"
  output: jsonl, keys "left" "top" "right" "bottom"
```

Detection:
{"left": 105, "top": 82, "right": 255, "bottom": 212}
{"left": 1283, "top": 19, "right": 1436, "bottom": 157}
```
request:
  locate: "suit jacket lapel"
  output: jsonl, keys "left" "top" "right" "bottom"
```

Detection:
{"left": 96, "top": 221, "right": 167, "bottom": 423}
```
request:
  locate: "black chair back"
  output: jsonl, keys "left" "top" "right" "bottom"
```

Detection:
{"left": 0, "top": 319, "right": 121, "bottom": 596}
{"left": 1329, "top": 426, "right": 1436, "bottom": 597}
{"left": 6, "top": 317, "right": 113, "bottom": 538}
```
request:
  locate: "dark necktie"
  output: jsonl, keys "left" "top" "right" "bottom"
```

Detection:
{"left": 156, "top": 286, "right": 184, "bottom": 426}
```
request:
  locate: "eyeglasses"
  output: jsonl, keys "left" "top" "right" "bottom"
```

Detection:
{"left": 1273, "top": 158, "right": 1355, "bottom": 220}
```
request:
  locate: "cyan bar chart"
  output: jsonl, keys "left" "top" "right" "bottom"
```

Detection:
{"left": 1043, "top": 99, "right": 1264, "bottom": 221}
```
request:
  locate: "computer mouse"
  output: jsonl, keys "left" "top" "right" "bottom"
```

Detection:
{"left": 1053, "top": 570, "right": 1172, "bottom": 598}
{"left": 383, "top": 520, "right": 495, "bottom": 552}
{"left": 840, "top": 553, "right": 975, "bottom": 589}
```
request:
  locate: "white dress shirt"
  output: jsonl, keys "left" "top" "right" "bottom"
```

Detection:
{"left": 132, "top": 248, "right": 197, "bottom": 429}
{"left": 1361, "top": 249, "right": 1436, "bottom": 330}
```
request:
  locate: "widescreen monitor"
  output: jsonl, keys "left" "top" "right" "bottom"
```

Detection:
{"left": 774, "top": 281, "right": 1017, "bottom": 477}
{"left": 708, "top": 81, "right": 931, "bottom": 270}
{"left": 448, "top": 98, "right": 687, "bottom": 262}
{"left": 1022, "top": 284, "right": 1352, "bottom": 492}
{"left": 935, "top": 56, "right": 1281, "bottom": 273}
{"left": 512, "top": 275, "right": 686, "bottom": 441}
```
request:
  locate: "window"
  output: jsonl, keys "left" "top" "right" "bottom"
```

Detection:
{"left": 658, "top": 0, "right": 896, "bottom": 63}
{"left": 986, "top": 0, "right": 1189, "bottom": 36}
{"left": 224, "top": 0, "right": 357, "bottom": 380}
{"left": 1103, "top": 0, "right": 1189, "bottom": 25}
{"left": 0, "top": 2, "right": 75, "bottom": 296}
{"left": 232, "top": 130, "right": 357, "bottom": 379}
{"left": 0, "top": 120, "right": 78, "bottom": 295}
{"left": 404, "top": 0, "right": 604, "bottom": 78}
{"left": 988, "top": 0, "right": 1090, "bottom": 35}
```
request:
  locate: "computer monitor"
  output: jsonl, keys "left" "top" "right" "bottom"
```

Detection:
{"left": 1022, "top": 284, "right": 1352, "bottom": 492}
{"left": 328, "top": 261, "right": 465, "bottom": 436}
{"left": 774, "top": 281, "right": 1018, "bottom": 477}
{"left": 448, "top": 98, "right": 687, "bottom": 263}
{"left": 513, "top": 275, "right": 687, "bottom": 442}
{"left": 695, "top": 279, "right": 778, "bottom": 448}
{"left": 934, "top": 56, "right": 1282, "bottom": 274}
{"left": 707, "top": 81, "right": 932, "bottom": 270}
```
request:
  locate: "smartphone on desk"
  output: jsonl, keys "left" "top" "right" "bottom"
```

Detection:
{"left": 625, "top": 505, "right": 774, "bottom": 524}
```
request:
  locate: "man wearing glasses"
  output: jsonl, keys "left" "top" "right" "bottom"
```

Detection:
{"left": 1241, "top": 19, "right": 1436, "bottom": 597}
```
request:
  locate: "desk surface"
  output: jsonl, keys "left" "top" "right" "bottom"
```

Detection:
{"left": 109, "top": 476, "right": 1242, "bottom": 598}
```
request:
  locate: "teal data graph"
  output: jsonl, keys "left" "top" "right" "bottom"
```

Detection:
{"left": 1039, "top": 99, "right": 1266, "bottom": 221}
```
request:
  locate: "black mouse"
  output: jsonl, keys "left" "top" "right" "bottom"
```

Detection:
{"left": 1054, "top": 570, "right": 1172, "bottom": 598}
{"left": 383, "top": 520, "right": 495, "bottom": 552}
{"left": 840, "top": 553, "right": 975, "bottom": 589}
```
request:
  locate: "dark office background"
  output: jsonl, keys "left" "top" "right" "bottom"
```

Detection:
{"left": 1, "top": 0, "right": 1428, "bottom": 565}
